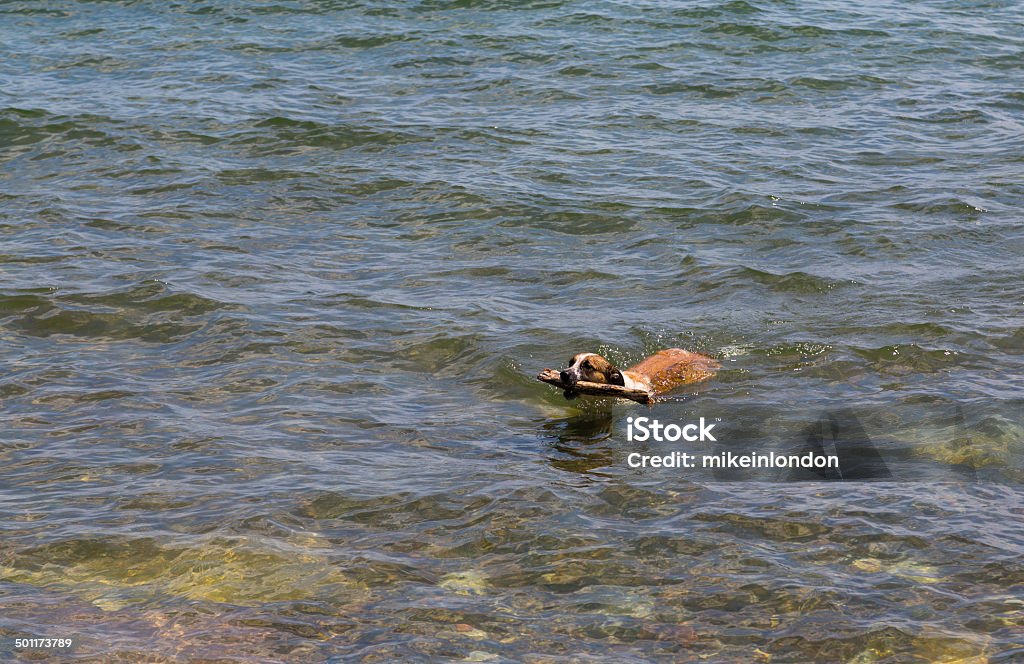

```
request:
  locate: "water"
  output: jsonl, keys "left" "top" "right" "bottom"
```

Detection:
{"left": 2, "top": 0, "right": 1023, "bottom": 661}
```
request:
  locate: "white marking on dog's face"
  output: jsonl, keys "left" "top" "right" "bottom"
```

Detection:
{"left": 560, "top": 353, "right": 623, "bottom": 386}
{"left": 562, "top": 353, "right": 595, "bottom": 384}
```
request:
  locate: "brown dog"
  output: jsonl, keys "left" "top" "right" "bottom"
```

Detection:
{"left": 559, "top": 348, "right": 718, "bottom": 396}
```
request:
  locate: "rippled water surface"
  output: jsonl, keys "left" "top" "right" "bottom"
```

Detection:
{"left": 2, "top": 0, "right": 1023, "bottom": 661}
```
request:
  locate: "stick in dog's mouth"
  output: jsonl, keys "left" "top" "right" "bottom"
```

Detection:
{"left": 536, "top": 368, "right": 654, "bottom": 404}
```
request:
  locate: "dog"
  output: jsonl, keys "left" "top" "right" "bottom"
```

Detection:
{"left": 559, "top": 348, "right": 718, "bottom": 398}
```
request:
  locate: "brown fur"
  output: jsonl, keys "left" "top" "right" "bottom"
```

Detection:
{"left": 626, "top": 348, "right": 719, "bottom": 394}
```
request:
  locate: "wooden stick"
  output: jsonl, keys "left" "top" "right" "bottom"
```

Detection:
{"left": 536, "top": 368, "right": 654, "bottom": 404}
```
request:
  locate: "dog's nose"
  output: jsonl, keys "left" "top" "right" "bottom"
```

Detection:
{"left": 560, "top": 370, "right": 575, "bottom": 385}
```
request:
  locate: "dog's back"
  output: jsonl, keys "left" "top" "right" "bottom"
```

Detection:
{"left": 627, "top": 348, "right": 719, "bottom": 395}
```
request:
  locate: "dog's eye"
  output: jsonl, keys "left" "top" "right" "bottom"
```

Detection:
{"left": 582, "top": 360, "right": 591, "bottom": 369}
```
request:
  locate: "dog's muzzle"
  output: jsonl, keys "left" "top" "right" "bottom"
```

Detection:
{"left": 560, "top": 369, "right": 577, "bottom": 386}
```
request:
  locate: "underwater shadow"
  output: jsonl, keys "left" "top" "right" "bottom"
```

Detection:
{"left": 537, "top": 407, "right": 618, "bottom": 478}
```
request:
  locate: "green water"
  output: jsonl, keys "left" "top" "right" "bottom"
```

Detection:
{"left": 1, "top": 0, "right": 1022, "bottom": 661}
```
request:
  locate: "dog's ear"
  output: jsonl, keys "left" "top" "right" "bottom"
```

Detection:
{"left": 607, "top": 369, "right": 625, "bottom": 386}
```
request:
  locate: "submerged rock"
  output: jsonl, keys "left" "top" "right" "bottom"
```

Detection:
{"left": 439, "top": 570, "right": 489, "bottom": 595}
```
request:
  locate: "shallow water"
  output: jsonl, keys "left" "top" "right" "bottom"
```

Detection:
{"left": 1, "top": 0, "right": 1023, "bottom": 661}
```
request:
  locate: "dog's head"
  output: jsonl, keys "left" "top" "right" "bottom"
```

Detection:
{"left": 560, "top": 353, "right": 625, "bottom": 388}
